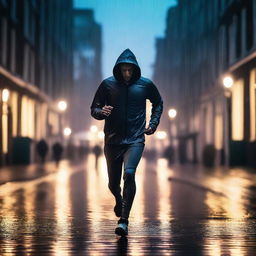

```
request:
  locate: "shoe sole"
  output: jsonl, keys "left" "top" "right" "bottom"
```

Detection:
{"left": 115, "top": 227, "right": 128, "bottom": 236}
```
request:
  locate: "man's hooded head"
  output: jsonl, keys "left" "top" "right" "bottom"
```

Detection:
{"left": 113, "top": 49, "right": 141, "bottom": 83}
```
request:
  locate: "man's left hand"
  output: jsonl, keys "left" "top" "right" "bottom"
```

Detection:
{"left": 144, "top": 126, "right": 155, "bottom": 135}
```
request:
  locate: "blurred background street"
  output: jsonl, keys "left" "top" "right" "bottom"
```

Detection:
{"left": 1, "top": 0, "right": 256, "bottom": 255}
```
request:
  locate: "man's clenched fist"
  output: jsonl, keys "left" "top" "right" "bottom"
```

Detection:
{"left": 144, "top": 126, "right": 155, "bottom": 135}
{"left": 101, "top": 105, "right": 113, "bottom": 117}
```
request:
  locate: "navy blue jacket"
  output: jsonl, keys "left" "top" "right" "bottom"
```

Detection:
{"left": 91, "top": 49, "right": 163, "bottom": 145}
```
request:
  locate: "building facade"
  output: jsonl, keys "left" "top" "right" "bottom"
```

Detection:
{"left": 153, "top": 0, "right": 256, "bottom": 166}
{"left": 0, "top": 0, "right": 73, "bottom": 165}
{"left": 72, "top": 9, "right": 102, "bottom": 135}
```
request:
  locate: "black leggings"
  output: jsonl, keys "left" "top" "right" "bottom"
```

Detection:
{"left": 104, "top": 142, "right": 144, "bottom": 219}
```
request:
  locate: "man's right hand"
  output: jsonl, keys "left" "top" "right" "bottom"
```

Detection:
{"left": 101, "top": 105, "right": 113, "bottom": 117}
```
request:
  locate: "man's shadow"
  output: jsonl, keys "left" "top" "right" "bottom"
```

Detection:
{"left": 116, "top": 236, "right": 128, "bottom": 255}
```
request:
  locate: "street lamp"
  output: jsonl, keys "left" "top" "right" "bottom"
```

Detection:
{"left": 223, "top": 76, "right": 234, "bottom": 89}
{"left": 168, "top": 108, "right": 177, "bottom": 145}
{"left": 155, "top": 131, "right": 167, "bottom": 157}
{"left": 58, "top": 100, "right": 68, "bottom": 112}
{"left": 63, "top": 127, "right": 72, "bottom": 137}
{"left": 222, "top": 75, "right": 234, "bottom": 97}
{"left": 222, "top": 75, "right": 233, "bottom": 166}
{"left": 98, "top": 131, "right": 105, "bottom": 140}
{"left": 90, "top": 125, "right": 98, "bottom": 133}
{"left": 2, "top": 89, "right": 10, "bottom": 103}
{"left": 168, "top": 108, "right": 177, "bottom": 120}
{"left": 167, "top": 108, "right": 177, "bottom": 164}
{"left": 57, "top": 100, "right": 69, "bottom": 144}
{"left": 1, "top": 89, "right": 10, "bottom": 156}
{"left": 155, "top": 131, "right": 167, "bottom": 140}
{"left": 89, "top": 125, "right": 99, "bottom": 145}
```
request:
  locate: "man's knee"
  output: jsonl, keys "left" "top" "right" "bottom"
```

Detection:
{"left": 124, "top": 168, "right": 136, "bottom": 182}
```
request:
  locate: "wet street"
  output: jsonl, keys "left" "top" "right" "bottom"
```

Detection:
{"left": 0, "top": 155, "right": 256, "bottom": 255}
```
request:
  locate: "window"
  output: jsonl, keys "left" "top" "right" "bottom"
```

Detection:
{"left": 228, "top": 20, "right": 236, "bottom": 64}
{"left": 40, "top": 1, "right": 46, "bottom": 27}
{"left": 31, "top": 0, "right": 37, "bottom": 9}
{"left": 35, "top": 103, "right": 47, "bottom": 140}
{"left": 11, "top": 0, "right": 17, "bottom": 21}
{"left": 21, "top": 96, "right": 35, "bottom": 138}
{"left": 48, "top": 111, "right": 59, "bottom": 135}
{"left": 250, "top": 69, "right": 256, "bottom": 141}
{"left": 205, "top": 103, "right": 213, "bottom": 144}
{"left": 10, "top": 29, "right": 16, "bottom": 73}
{"left": 225, "top": 25, "right": 229, "bottom": 67}
{"left": 225, "top": 0, "right": 230, "bottom": 7}
{"left": 235, "top": 12, "right": 241, "bottom": 58}
{"left": 24, "top": 0, "right": 30, "bottom": 39}
{"left": 40, "top": 66, "right": 46, "bottom": 92}
{"left": 10, "top": 91, "right": 18, "bottom": 137}
{"left": 218, "top": 0, "right": 222, "bottom": 12}
{"left": 0, "top": 0, "right": 7, "bottom": 6}
{"left": 21, "top": 95, "right": 28, "bottom": 137}
{"left": 231, "top": 79, "right": 244, "bottom": 141}
{"left": 215, "top": 100, "right": 224, "bottom": 150}
{"left": 2, "top": 89, "right": 8, "bottom": 153}
{"left": 1, "top": 18, "right": 8, "bottom": 66}
{"left": 30, "top": 13, "right": 36, "bottom": 44}
{"left": 27, "top": 99, "right": 35, "bottom": 138}
{"left": 246, "top": 0, "right": 253, "bottom": 50}
{"left": 30, "top": 51, "right": 35, "bottom": 84}
{"left": 23, "top": 44, "right": 30, "bottom": 81}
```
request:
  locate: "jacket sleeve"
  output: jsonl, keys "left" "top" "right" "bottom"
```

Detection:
{"left": 148, "top": 82, "right": 163, "bottom": 131}
{"left": 90, "top": 82, "right": 107, "bottom": 120}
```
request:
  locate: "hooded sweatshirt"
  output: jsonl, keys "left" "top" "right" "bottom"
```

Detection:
{"left": 91, "top": 49, "right": 163, "bottom": 145}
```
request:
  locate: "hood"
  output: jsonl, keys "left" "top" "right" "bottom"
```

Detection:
{"left": 113, "top": 49, "right": 141, "bottom": 82}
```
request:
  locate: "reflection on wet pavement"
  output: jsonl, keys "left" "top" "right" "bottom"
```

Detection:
{"left": 0, "top": 155, "right": 256, "bottom": 255}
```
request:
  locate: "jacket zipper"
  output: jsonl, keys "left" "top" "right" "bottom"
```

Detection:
{"left": 125, "top": 85, "right": 128, "bottom": 139}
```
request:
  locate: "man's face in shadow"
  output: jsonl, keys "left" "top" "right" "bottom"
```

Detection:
{"left": 121, "top": 64, "right": 134, "bottom": 82}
